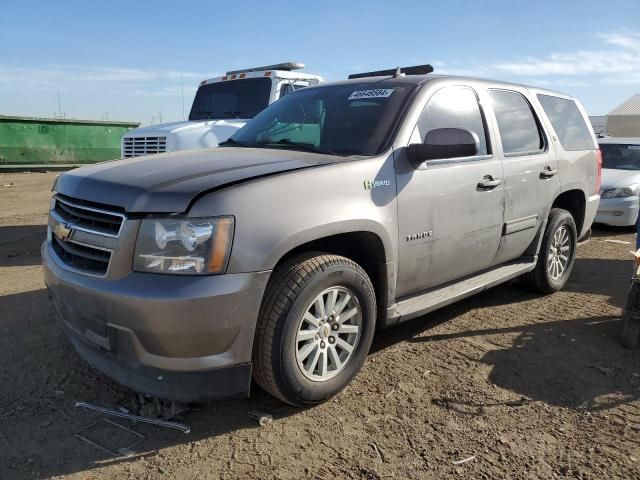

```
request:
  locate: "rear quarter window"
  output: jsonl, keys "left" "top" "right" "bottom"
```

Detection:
{"left": 537, "top": 94, "right": 595, "bottom": 151}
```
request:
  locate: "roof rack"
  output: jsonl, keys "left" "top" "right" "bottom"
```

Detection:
{"left": 348, "top": 64, "right": 433, "bottom": 80}
{"left": 226, "top": 62, "right": 305, "bottom": 75}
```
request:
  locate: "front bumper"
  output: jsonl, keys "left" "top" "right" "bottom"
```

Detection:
{"left": 43, "top": 241, "right": 271, "bottom": 402}
{"left": 594, "top": 195, "right": 639, "bottom": 227}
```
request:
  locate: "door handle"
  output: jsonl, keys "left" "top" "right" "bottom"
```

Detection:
{"left": 540, "top": 167, "right": 558, "bottom": 179}
{"left": 477, "top": 176, "right": 502, "bottom": 190}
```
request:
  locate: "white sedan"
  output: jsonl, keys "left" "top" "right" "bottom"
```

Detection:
{"left": 595, "top": 138, "right": 640, "bottom": 227}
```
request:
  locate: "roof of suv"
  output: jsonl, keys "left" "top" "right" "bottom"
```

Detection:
{"left": 313, "top": 73, "right": 573, "bottom": 99}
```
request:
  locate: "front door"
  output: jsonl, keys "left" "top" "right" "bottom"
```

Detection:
{"left": 395, "top": 86, "right": 505, "bottom": 298}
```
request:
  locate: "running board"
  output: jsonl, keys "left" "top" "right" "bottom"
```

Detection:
{"left": 383, "top": 258, "right": 537, "bottom": 327}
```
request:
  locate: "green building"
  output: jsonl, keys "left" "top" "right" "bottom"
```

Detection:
{"left": 0, "top": 115, "right": 139, "bottom": 166}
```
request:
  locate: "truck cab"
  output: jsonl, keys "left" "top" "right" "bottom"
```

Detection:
{"left": 121, "top": 62, "right": 323, "bottom": 158}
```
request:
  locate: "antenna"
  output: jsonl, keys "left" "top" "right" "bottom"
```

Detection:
{"left": 57, "top": 90, "right": 63, "bottom": 118}
{"left": 180, "top": 72, "right": 185, "bottom": 121}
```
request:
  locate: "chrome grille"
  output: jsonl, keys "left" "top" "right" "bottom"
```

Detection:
{"left": 49, "top": 196, "right": 125, "bottom": 277}
{"left": 122, "top": 136, "right": 167, "bottom": 158}
{"left": 54, "top": 195, "right": 125, "bottom": 237}
{"left": 52, "top": 236, "right": 111, "bottom": 276}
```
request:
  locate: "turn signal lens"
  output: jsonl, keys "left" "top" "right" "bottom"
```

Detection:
{"left": 208, "top": 217, "right": 234, "bottom": 273}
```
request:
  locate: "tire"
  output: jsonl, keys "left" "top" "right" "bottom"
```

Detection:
{"left": 621, "top": 280, "right": 640, "bottom": 349}
{"left": 252, "top": 253, "right": 376, "bottom": 406}
{"left": 525, "top": 208, "right": 578, "bottom": 294}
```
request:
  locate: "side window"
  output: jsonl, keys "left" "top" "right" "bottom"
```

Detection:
{"left": 416, "top": 86, "right": 488, "bottom": 156}
{"left": 490, "top": 90, "right": 543, "bottom": 155}
{"left": 279, "top": 83, "right": 293, "bottom": 98}
{"left": 279, "top": 83, "right": 308, "bottom": 99}
{"left": 537, "top": 95, "right": 595, "bottom": 151}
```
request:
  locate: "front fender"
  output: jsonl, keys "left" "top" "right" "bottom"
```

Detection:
{"left": 264, "top": 219, "right": 395, "bottom": 269}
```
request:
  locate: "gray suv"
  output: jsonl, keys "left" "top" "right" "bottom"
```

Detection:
{"left": 43, "top": 66, "right": 601, "bottom": 406}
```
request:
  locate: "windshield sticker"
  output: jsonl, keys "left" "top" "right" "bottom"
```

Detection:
{"left": 629, "top": 145, "right": 640, "bottom": 150}
{"left": 348, "top": 89, "right": 395, "bottom": 100}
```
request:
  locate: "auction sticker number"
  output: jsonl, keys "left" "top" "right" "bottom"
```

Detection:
{"left": 348, "top": 89, "right": 395, "bottom": 100}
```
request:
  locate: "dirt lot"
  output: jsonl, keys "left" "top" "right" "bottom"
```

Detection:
{"left": 1, "top": 171, "right": 639, "bottom": 480}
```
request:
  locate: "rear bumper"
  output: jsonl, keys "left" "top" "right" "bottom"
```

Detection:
{"left": 582, "top": 194, "right": 602, "bottom": 238}
{"left": 594, "top": 195, "right": 638, "bottom": 227}
{"left": 43, "top": 241, "right": 271, "bottom": 402}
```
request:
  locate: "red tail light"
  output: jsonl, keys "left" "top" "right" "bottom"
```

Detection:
{"left": 595, "top": 149, "right": 602, "bottom": 193}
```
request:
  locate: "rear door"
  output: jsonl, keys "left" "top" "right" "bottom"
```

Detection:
{"left": 395, "top": 85, "right": 505, "bottom": 297}
{"left": 487, "top": 89, "right": 561, "bottom": 265}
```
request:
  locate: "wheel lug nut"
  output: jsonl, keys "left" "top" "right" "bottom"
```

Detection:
{"left": 320, "top": 341, "right": 326, "bottom": 348}
{"left": 332, "top": 324, "right": 338, "bottom": 331}
{"left": 329, "top": 337, "right": 335, "bottom": 344}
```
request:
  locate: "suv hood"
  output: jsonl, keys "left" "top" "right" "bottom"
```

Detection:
{"left": 601, "top": 168, "right": 640, "bottom": 190}
{"left": 55, "top": 148, "right": 341, "bottom": 213}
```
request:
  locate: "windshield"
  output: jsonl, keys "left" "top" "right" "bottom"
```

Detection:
{"left": 189, "top": 77, "right": 272, "bottom": 120}
{"left": 227, "top": 82, "right": 416, "bottom": 156}
{"left": 600, "top": 143, "right": 640, "bottom": 170}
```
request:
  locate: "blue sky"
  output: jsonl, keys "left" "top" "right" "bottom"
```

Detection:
{"left": 1, "top": 0, "right": 639, "bottom": 124}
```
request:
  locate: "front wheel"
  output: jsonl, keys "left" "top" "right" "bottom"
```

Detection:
{"left": 252, "top": 254, "right": 377, "bottom": 406}
{"left": 525, "top": 208, "right": 578, "bottom": 294}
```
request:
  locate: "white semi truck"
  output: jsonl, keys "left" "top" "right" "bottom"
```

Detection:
{"left": 121, "top": 62, "right": 323, "bottom": 158}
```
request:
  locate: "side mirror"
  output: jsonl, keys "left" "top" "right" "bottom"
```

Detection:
{"left": 408, "top": 127, "right": 479, "bottom": 165}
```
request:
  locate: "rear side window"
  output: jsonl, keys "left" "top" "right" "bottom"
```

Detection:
{"left": 279, "top": 83, "right": 306, "bottom": 98}
{"left": 490, "top": 90, "right": 543, "bottom": 155}
{"left": 537, "top": 95, "right": 595, "bottom": 151}
{"left": 416, "top": 86, "right": 488, "bottom": 156}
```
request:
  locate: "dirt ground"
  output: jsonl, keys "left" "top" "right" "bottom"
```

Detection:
{"left": 1, "top": 171, "right": 639, "bottom": 480}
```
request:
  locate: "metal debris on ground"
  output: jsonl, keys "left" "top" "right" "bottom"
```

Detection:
{"left": 75, "top": 401, "right": 191, "bottom": 434}
{"left": 3, "top": 182, "right": 14, "bottom": 187}
{"left": 248, "top": 410, "right": 273, "bottom": 426}
{"left": 370, "top": 442, "right": 387, "bottom": 462}
{"left": 452, "top": 455, "right": 476, "bottom": 465}
{"left": 74, "top": 418, "right": 145, "bottom": 457}
{"left": 603, "top": 239, "right": 631, "bottom": 245}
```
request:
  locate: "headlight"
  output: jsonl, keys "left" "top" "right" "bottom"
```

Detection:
{"left": 601, "top": 184, "right": 639, "bottom": 199}
{"left": 133, "top": 216, "right": 234, "bottom": 275}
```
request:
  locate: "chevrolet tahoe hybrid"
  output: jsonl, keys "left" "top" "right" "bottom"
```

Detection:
{"left": 43, "top": 66, "right": 601, "bottom": 406}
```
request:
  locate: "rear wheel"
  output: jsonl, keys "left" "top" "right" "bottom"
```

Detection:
{"left": 525, "top": 208, "right": 577, "bottom": 294}
{"left": 253, "top": 253, "right": 376, "bottom": 406}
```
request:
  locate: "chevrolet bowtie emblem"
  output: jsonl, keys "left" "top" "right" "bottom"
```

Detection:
{"left": 53, "top": 222, "right": 73, "bottom": 241}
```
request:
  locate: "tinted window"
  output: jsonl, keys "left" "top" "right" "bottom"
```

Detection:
{"left": 416, "top": 86, "right": 488, "bottom": 155}
{"left": 600, "top": 143, "right": 640, "bottom": 170}
{"left": 189, "top": 77, "right": 272, "bottom": 120}
{"left": 537, "top": 95, "right": 595, "bottom": 151}
{"left": 490, "top": 90, "right": 543, "bottom": 155}
{"left": 231, "top": 82, "right": 416, "bottom": 156}
{"left": 280, "top": 83, "right": 293, "bottom": 97}
{"left": 279, "top": 83, "right": 307, "bottom": 98}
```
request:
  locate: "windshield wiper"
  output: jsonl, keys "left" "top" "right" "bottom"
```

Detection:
{"left": 219, "top": 138, "right": 251, "bottom": 147}
{"left": 192, "top": 111, "right": 214, "bottom": 119}
{"left": 255, "top": 138, "right": 337, "bottom": 156}
{"left": 222, "top": 110, "right": 248, "bottom": 119}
